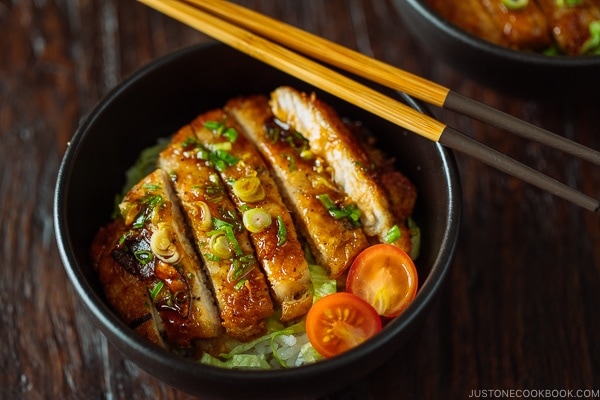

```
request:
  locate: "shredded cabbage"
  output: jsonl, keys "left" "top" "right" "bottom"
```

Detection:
{"left": 200, "top": 320, "right": 321, "bottom": 369}
{"left": 123, "top": 138, "right": 169, "bottom": 195}
{"left": 113, "top": 138, "right": 169, "bottom": 218}
{"left": 200, "top": 352, "right": 271, "bottom": 369}
{"left": 408, "top": 217, "right": 421, "bottom": 260}
{"left": 308, "top": 263, "right": 337, "bottom": 302}
{"left": 198, "top": 261, "right": 335, "bottom": 369}
{"left": 580, "top": 21, "right": 600, "bottom": 55}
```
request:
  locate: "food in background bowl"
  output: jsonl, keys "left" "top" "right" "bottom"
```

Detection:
{"left": 91, "top": 85, "right": 421, "bottom": 368}
{"left": 54, "top": 43, "right": 461, "bottom": 399}
{"left": 393, "top": 0, "right": 600, "bottom": 100}
{"left": 425, "top": 0, "right": 600, "bottom": 55}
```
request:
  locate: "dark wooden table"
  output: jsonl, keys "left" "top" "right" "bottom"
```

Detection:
{"left": 2, "top": 1, "right": 599, "bottom": 399}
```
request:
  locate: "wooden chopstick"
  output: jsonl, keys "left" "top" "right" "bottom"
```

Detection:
{"left": 183, "top": 0, "right": 600, "bottom": 167}
{"left": 137, "top": 0, "right": 599, "bottom": 212}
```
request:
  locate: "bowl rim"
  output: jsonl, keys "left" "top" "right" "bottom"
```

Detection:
{"left": 402, "top": 0, "right": 600, "bottom": 66}
{"left": 53, "top": 41, "right": 462, "bottom": 388}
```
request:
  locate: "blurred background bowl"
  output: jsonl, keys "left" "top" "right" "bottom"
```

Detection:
{"left": 393, "top": 0, "right": 600, "bottom": 102}
{"left": 54, "top": 42, "right": 461, "bottom": 400}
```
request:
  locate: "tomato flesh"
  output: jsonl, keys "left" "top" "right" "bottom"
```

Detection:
{"left": 305, "top": 292, "right": 382, "bottom": 358}
{"left": 346, "top": 244, "right": 418, "bottom": 318}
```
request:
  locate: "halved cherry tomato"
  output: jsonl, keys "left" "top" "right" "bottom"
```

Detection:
{"left": 306, "top": 292, "right": 382, "bottom": 358}
{"left": 346, "top": 244, "right": 418, "bottom": 318}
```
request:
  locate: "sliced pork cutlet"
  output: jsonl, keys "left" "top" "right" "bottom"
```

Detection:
{"left": 190, "top": 109, "right": 312, "bottom": 322}
{"left": 158, "top": 124, "right": 274, "bottom": 341}
{"left": 91, "top": 218, "right": 167, "bottom": 348}
{"left": 536, "top": 0, "right": 600, "bottom": 55}
{"left": 114, "top": 169, "right": 222, "bottom": 347}
{"left": 345, "top": 121, "right": 417, "bottom": 252}
{"left": 225, "top": 95, "right": 369, "bottom": 279}
{"left": 270, "top": 86, "right": 412, "bottom": 254}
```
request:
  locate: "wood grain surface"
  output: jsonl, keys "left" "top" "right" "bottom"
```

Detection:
{"left": 1, "top": 1, "right": 599, "bottom": 399}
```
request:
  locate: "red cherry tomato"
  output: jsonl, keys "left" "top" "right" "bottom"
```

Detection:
{"left": 305, "top": 292, "right": 382, "bottom": 358}
{"left": 346, "top": 244, "right": 418, "bottom": 318}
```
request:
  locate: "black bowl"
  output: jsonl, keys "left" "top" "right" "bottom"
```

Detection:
{"left": 54, "top": 42, "right": 461, "bottom": 400}
{"left": 393, "top": 0, "right": 600, "bottom": 101}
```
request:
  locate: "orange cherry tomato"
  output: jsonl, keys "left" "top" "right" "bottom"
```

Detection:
{"left": 305, "top": 292, "right": 382, "bottom": 358}
{"left": 346, "top": 244, "right": 418, "bottom": 318}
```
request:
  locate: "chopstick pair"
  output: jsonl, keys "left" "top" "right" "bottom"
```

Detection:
{"left": 138, "top": 0, "right": 600, "bottom": 212}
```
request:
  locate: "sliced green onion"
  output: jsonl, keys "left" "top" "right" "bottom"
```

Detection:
{"left": 243, "top": 208, "right": 272, "bottom": 233}
{"left": 234, "top": 278, "right": 248, "bottom": 291}
{"left": 228, "top": 256, "right": 256, "bottom": 283}
{"left": 265, "top": 124, "right": 281, "bottom": 143}
{"left": 204, "top": 120, "right": 225, "bottom": 133}
{"left": 212, "top": 218, "right": 243, "bottom": 256}
{"left": 117, "top": 231, "right": 133, "bottom": 246}
{"left": 316, "top": 194, "right": 362, "bottom": 227}
{"left": 284, "top": 131, "right": 310, "bottom": 155}
{"left": 186, "top": 200, "right": 212, "bottom": 230}
{"left": 142, "top": 183, "right": 161, "bottom": 191}
{"left": 283, "top": 153, "right": 296, "bottom": 171}
{"left": 223, "top": 127, "right": 238, "bottom": 142}
{"left": 182, "top": 135, "right": 200, "bottom": 148}
{"left": 556, "top": 0, "right": 581, "bottom": 6}
{"left": 134, "top": 250, "right": 154, "bottom": 265}
{"left": 205, "top": 185, "right": 224, "bottom": 203}
{"left": 383, "top": 224, "right": 401, "bottom": 244}
{"left": 210, "top": 232, "right": 232, "bottom": 259}
{"left": 205, "top": 253, "right": 220, "bottom": 262}
{"left": 150, "top": 280, "right": 164, "bottom": 301}
{"left": 210, "top": 142, "right": 232, "bottom": 152}
{"left": 316, "top": 193, "right": 335, "bottom": 210}
{"left": 501, "top": 0, "right": 528, "bottom": 9}
{"left": 233, "top": 176, "right": 265, "bottom": 202}
{"left": 194, "top": 140, "right": 238, "bottom": 171}
{"left": 276, "top": 215, "right": 287, "bottom": 246}
{"left": 299, "top": 149, "right": 313, "bottom": 160}
{"left": 195, "top": 147, "right": 210, "bottom": 161}
{"left": 142, "top": 193, "right": 164, "bottom": 208}
{"left": 212, "top": 149, "right": 239, "bottom": 171}
{"left": 204, "top": 121, "right": 239, "bottom": 142}
{"left": 344, "top": 204, "right": 362, "bottom": 226}
{"left": 132, "top": 209, "right": 150, "bottom": 229}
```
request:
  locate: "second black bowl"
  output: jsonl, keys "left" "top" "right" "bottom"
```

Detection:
{"left": 393, "top": 0, "right": 600, "bottom": 102}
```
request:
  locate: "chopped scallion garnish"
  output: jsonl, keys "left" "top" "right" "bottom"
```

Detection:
{"left": 234, "top": 278, "right": 248, "bottom": 291}
{"left": 316, "top": 194, "right": 362, "bottom": 227}
{"left": 283, "top": 153, "right": 296, "bottom": 171}
{"left": 204, "top": 120, "right": 224, "bottom": 133}
{"left": 212, "top": 218, "right": 243, "bottom": 256}
{"left": 204, "top": 121, "right": 239, "bottom": 142}
{"left": 134, "top": 250, "right": 153, "bottom": 265}
{"left": 150, "top": 280, "right": 164, "bottom": 301}
{"left": 243, "top": 208, "right": 272, "bottom": 233}
{"left": 276, "top": 215, "right": 287, "bottom": 246}
{"left": 223, "top": 127, "right": 238, "bottom": 142}
{"left": 555, "top": 0, "right": 581, "bottom": 6}
{"left": 383, "top": 224, "right": 401, "bottom": 244}
{"left": 501, "top": 0, "right": 528, "bottom": 9}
